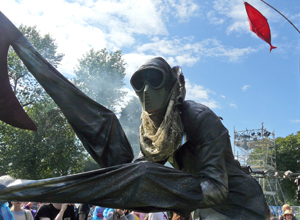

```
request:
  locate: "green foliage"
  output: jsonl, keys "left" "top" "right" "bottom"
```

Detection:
{"left": 0, "top": 97, "right": 86, "bottom": 179}
{"left": 73, "top": 48, "right": 127, "bottom": 112}
{"left": 82, "top": 157, "right": 101, "bottom": 172}
{"left": 0, "top": 25, "right": 86, "bottom": 179}
{"left": 7, "top": 25, "right": 64, "bottom": 107}
{"left": 275, "top": 132, "right": 300, "bottom": 205}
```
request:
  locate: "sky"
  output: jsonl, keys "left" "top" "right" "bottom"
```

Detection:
{"left": 1, "top": 0, "right": 300, "bottom": 155}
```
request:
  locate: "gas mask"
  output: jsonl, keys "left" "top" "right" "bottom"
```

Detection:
{"left": 130, "top": 57, "right": 177, "bottom": 113}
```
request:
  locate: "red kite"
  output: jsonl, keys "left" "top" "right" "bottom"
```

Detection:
{"left": 244, "top": 2, "right": 276, "bottom": 52}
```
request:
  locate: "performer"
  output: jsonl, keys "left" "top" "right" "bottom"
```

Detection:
{"left": 0, "top": 12, "right": 269, "bottom": 220}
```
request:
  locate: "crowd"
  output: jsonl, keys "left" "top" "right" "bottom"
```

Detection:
{"left": 1, "top": 200, "right": 300, "bottom": 220}
{"left": 0, "top": 202, "right": 192, "bottom": 220}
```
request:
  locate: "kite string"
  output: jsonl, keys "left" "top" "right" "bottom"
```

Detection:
{"left": 260, "top": 0, "right": 300, "bottom": 34}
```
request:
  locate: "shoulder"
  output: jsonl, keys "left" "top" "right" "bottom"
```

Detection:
{"left": 126, "top": 213, "right": 136, "bottom": 220}
{"left": 181, "top": 100, "right": 218, "bottom": 125}
{"left": 106, "top": 211, "right": 115, "bottom": 220}
{"left": 181, "top": 100, "right": 226, "bottom": 142}
{"left": 149, "top": 213, "right": 164, "bottom": 220}
{"left": 24, "top": 209, "right": 34, "bottom": 220}
{"left": 35, "top": 204, "right": 53, "bottom": 219}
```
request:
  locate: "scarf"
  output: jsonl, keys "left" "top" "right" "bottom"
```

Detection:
{"left": 139, "top": 83, "right": 184, "bottom": 163}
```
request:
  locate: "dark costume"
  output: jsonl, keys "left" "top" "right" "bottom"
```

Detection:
{"left": 0, "top": 12, "right": 269, "bottom": 220}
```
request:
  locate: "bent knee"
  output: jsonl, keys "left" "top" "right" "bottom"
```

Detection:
{"left": 200, "top": 180, "right": 228, "bottom": 206}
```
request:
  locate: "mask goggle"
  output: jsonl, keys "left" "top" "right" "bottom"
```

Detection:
{"left": 131, "top": 69, "right": 166, "bottom": 92}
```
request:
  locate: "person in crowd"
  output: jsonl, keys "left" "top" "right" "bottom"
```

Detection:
{"left": 106, "top": 209, "right": 135, "bottom": 220}
{"left": 78, "top": 204, "right": 92, "bottom": 220}
{"left": 87, "top": 206, "right": 95, "bottom": 220}
{"left": 145, "top": 212, "right": 168, "bottom": 220}
{"left": 279, "top": 204, "right": 297, "bottom": 220}
{"left": 131, "top": 212, "right": 140, "bottom": 220}
{"left": 103, "top": 208, "right": 114, "bottom": 219}
{"left": 35, "top": 203, "right": 76, "bottom": 220}
{"left": 131, "top": 212, "right": 146, "bottom": 220}
{"left": 93, "top": 206, "right": 106, "bottom": 220}
{"left": 23, "top": 202, "right": 40, "bottom": 219}
{"left": 10, "top": 201, "right": 34, "bottom": 220}
{"left": 170, "top": 212, "right": 191, "bottom": 220}
{"left": 0, "top": 202, "right": 14, "bottom": 220}
{"left": 283, "top": 210, "right": 295, "bottom": 220}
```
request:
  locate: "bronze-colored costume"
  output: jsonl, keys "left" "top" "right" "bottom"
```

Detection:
{"left": 0, "top": 12, "right": 269, "bottom": 220}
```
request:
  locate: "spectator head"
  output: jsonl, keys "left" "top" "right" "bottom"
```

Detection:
{"left": 282, "top": 204, "right": 291, "bottom": 212}
{"left": 10, "top": 201, "right": 23, "bottom": 211}
{"left": 283, "top": 210, "right": 293, "bottom": 220}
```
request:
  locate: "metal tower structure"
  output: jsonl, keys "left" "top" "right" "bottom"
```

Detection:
{"left": 233, "top": 123, "right": 285, "bottom": 215}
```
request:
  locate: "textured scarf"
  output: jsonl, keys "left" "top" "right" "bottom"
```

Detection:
{"left": 139, "top": 83, "right": 184, "bottom": 162}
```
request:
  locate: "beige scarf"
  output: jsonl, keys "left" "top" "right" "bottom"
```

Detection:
{"left": 139, "top": 84, "right": 184, "bottom": 162}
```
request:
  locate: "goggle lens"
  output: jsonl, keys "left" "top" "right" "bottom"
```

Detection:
{"left": 131, "top": 69, "right": 164, "bottom": 91}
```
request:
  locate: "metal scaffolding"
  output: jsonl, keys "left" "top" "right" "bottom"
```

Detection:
{"left": 233, "top": 123, "right": 285, "bottom": 215}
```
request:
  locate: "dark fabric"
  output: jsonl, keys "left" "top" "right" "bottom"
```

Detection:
{"left": 0, "top": 12, "right": 133, "bottom": 168}
{"left": 175, "top": 101, "right": 269, "bottom": 219}
{"left": 35, "top": 204, "right": 76, "bottom": 220}
{"left": 77, "top": 204, "right": 90, "bottom": 220}
{"left": 0, "top": 14, "right": 37, "bottom": 131}
{"left": 0, "top": 162, "right": 202, "bottom": 217}
{"left": 10, "top": 36, "right": 134, "bottom": 168}
{"left": 78, "top": 204, "right": 90, "bottom": 215}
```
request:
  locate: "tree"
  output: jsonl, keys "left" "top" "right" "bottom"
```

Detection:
{"left": 7, "top": 25, "right": 64, "bottom": 106}
{"left": 0, "top": 97, "right": 86, "bottom": 179}
{"left": 275, "top": 132, "right": 300, "bottom": 205}
{"left": 0, "top": 25, "right": 86, "bottom": 179}
{"left": 73, "top": 48, "right": 127, "bottom": 112}
{"left": 119, "top": 96, "right": 142, "bottom": 158}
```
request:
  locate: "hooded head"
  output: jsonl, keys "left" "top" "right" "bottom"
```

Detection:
{"left": 130, "top": 57, "right": 185, "bottom": 116}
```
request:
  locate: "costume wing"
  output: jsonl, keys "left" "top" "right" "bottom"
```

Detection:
{"left": 0, "top": 12, "right": 134, "bottom": 167}
{"left": 0, "top": 22, "right": 37, "bottom": 131}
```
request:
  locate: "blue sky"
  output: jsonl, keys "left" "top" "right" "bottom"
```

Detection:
{"left": 1, "top": 0, "right": 300, "bottom": 153}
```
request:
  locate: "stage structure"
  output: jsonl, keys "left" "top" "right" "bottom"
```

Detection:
{"left": 234, "top": 123, "right": 285, "bottom": 215}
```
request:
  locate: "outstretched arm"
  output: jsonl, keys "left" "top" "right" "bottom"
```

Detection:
{"left": 0, "top": 12, "right": 134, "bottom": 167}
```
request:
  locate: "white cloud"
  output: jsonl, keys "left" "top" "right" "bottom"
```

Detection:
{"left": 290, "top": 120, "right": 300, "bottom": 123}
{"left": 123, "top": 53, "right": 156, "bottom": 79}
{"left": 1, "top": 0, "right": 168, "bottom": 76}
{"left": 221, "top": 95, "right": 226, "bottom": 98}
{"left": 242, "top": 85, "right": 250, "bottom": 92}
{"left": 207, "top": 11, "right": 225, "bottom": 25}
{"left": 166, "top": 0, "right": 200, "bottom": 22}
{"left": 185, "top": 79, "right": 220, "bottom": 109}
{"left": 211, "top": 0, "right": 278, "bottom": 34}
{"left": 229, "top": 102, "right": 237, "bottom": 108}
{"left": 0, "top": 0, "right": 258, "bottom": 79}
{"left": 132, "top": 37, "right": 257, "bottom": 70}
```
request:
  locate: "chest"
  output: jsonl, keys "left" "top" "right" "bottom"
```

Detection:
{"left": 169, "top": 141, "right": 199, "bottom": 174}
{"left": 12, "top": 211, "right": 27, "bottom": 220}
